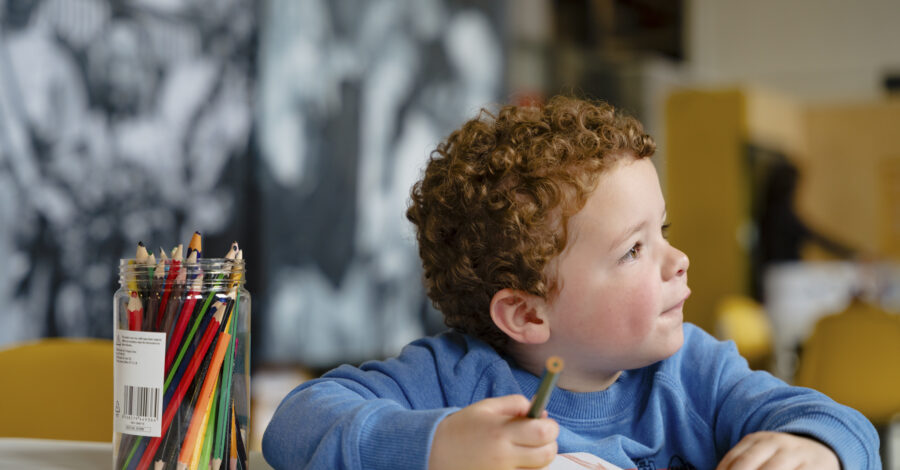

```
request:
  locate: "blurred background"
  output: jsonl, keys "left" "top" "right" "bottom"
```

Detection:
{"left": 1, "top": 0, "right": 899, "bottom": 461}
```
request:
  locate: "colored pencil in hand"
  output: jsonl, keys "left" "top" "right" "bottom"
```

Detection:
{"left": 527, "top": 356, "right": 564, "bottom": 418}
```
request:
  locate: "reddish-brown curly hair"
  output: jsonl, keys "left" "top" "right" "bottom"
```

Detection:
{"left": 406, "top": 96, "right": 656, "bottom": 351}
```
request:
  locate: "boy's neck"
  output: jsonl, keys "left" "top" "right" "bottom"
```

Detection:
{"left": 509, "top": 344, "right": 623, "bottom": 393}
{"left": 557, "top": 370, "right": 622, "bottom": 393}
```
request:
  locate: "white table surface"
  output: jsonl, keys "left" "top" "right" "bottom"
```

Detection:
{"left": 0, "top": 438, "right": 274, "bottom": 469}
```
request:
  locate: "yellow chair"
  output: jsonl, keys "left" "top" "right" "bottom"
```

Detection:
{"left": 715, "top": 295, "right": 773, "bottom": 370}
{"left": 794, "top": 300, "right": 900, "bottom": 426}
{"left": 0, "top": 338, "right": 113, "bottom": 442}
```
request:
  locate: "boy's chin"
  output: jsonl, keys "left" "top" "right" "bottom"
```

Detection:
{"left": 652, "top": 326, "right": 685, "bottom": 363}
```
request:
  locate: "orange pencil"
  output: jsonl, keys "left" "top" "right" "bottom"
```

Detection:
{"left": 175, "top": 328, "right": 232, "bottom": 469}
{"left": 136, "top": 304, "right": 225, "bottom": 470}
{"left": 188, "top": 231, "right": 202, "bottom": 259}
{"left": 189, "top": 376, "right": 218, "bottom": 470}
{"left": 229, "top": 406, "right": 238, "bottom": 470}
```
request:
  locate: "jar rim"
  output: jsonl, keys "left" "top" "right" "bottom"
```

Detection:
{"left": 118, "top": 258, "right": 246, "bottom": 287}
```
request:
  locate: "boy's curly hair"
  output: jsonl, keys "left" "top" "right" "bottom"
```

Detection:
{"left": 406, "top": 96, "right": 656, "bottom": 351}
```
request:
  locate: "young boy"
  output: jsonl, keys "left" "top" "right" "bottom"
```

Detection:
{"left": 262, "top": 96, "right": 880, "bottom": 469}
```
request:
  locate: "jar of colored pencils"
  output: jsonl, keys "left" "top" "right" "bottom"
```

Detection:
{"left": 113, "top": 245, "right": 250, "bottom": 470}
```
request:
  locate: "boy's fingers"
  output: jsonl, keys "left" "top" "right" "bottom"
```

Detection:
{"left": 757, "top": 450, "right": 799, "bottom": 469}
{"left": 480, "top": 394, "right": 533, "bottom": 416}
{"left": 507, "top": 417, "right": 559, "bottom": 447}
{"left": 513, "top": 441, "right": 558, "bottom": 469}
{"left": 717, "top": 439, "right": 776, "bottom": 470}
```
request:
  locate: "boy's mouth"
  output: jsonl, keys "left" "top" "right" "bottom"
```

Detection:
{"left": 662, "top": 290, "right": 691, "bottom": 315}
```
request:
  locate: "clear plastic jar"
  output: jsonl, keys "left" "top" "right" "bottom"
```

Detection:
{"left": 113, "top": 257, "right": 250, "bottom": 470}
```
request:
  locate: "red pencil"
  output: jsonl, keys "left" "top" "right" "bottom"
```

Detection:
{"left": 164, "top": 264, "right": 203, "bottom": 374}
{"left": 127, "top": 292, "right": 143, "bottom": 331}
{"left": 155, "top": 245, "right": 183, "bottom": 330}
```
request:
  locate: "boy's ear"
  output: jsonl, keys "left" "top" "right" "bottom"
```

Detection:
{"left": 490, "top": 288, "right": 551, "bottom": 344}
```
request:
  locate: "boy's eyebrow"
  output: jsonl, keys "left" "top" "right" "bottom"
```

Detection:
{"left": 608, "top": 208, "right": 667, "bottom": 251}
{"left": 609, "top": 221, "right": 646, "bottom": 251}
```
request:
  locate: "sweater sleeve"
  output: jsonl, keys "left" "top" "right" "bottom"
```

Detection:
{"left": 261, "top": 335, "right": 470, "bottom": 470}
{"left": 682, "top": 326, "right": 881, "bottom": 469}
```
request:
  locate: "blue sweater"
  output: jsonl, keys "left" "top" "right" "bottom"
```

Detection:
{"left": 262, "top": 323, "right": 880, "bottom": 469}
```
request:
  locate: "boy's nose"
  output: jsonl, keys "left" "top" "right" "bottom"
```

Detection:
{"left": 664, "top": 245, "right": 689, "bottom": 280}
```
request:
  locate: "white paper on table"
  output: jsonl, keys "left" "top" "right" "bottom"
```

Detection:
{"left": 543, "top": 452, "right": 625, "bottom": 469}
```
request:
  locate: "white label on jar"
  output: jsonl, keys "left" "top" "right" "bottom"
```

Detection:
{"left": 114, "top": 330, "right": 166, "bottom": 437}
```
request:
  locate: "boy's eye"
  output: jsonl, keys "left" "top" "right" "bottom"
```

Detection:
{"left": 621, "top": 242, "right": 642, "bottom": 262}
{"left": 662, "top": 223, "right": 671, "bottom": 239}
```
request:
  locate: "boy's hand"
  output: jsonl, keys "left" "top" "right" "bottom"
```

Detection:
{"left": 428, "top": 395, "right": 559, "bottom": 470}
{"left": 716, "top": 431, "right": 840, "bottom": 470}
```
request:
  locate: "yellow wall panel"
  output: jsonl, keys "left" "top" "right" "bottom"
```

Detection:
{"left": 665, "top": 89, "right": 749, "bottom": 333}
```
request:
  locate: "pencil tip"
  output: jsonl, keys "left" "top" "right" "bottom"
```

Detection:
{"left": 127, "top": 292, "right": 142, "bottom": 310}
{"left": 213, "top": 301, "right": 226, "bottom": 322}
{"left": 136, "top": 243, "right": 150, "bottom": 261}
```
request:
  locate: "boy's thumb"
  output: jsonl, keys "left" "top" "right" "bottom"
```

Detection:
{"left": 482, "top": 394, "right": 533, "bottom": 416}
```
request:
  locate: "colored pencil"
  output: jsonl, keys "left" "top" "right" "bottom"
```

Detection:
{"left": 162, "top": 250, "right": 189, "bottom": 344}
{"left": 143, "top": 253, "right": 167, "bottom": 331}
{"left": 197, "top": 384, "right": 218, "bottom": 470}
{"left": 188, "top": 231, "right": 202, "bottom": 259}
{"left": 134, "top": 304, "right": 226, "bottom": 470}
{"left": 165, "top": 263, "right": 202, "bottom": 373}
{"left": 127, "top": 292, "right": 143, "bottom": 331}
{"left": 212, "top": 291, "right": 239, "bottom": 465}
{"left": 156, "top": 245, "right": 183, "bottom": 330}
{"left": 233, "top": 403, "right": 247, "bottom": 470}
{"left": 176, "top": 327, "right": 231, "bottom": 469}
{"left": 117, "top": 237, "right": 247, "bottom": 470}
{"left": 229, "top": 404, "right": 238, "bottom": 470}
{"left": 165, "top": 298, "right": 225, "bottom": 394}
{"left": 527, "top": 356, "right": 564, "bottom": 418}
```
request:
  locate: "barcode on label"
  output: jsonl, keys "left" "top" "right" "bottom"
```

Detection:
{"left": 122, "top": 385, "right": 160, "bottom": 418}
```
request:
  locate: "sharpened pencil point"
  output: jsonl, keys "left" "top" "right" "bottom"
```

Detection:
{"left": 212, "top": 301, "right": 227, "bottom": 323}
{"left": 136, "top": 242, "right": 150, "bottom": 262}
{"left": 189, "top": 231, "right": 202, "bottom": 259}
{"left": 172, "top": 244, "right": 183, "bottom": 261}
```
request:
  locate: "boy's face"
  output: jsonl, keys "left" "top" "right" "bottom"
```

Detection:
{"left": 543, "top": 157, "right": 690, "bottom": 386}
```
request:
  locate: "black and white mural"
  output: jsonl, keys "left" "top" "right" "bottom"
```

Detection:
{"left": 255, "top": 0, "right": 504, "bottom": 366}
{"left": 0, "top": 0, "right": 255, "bottom": 342}
{"left": 0, "top": 0, "right": 504, "bottom": 367}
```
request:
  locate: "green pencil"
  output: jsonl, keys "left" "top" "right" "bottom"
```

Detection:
{"left": 527, "top": 356, "right": 564, "bottom": 418}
